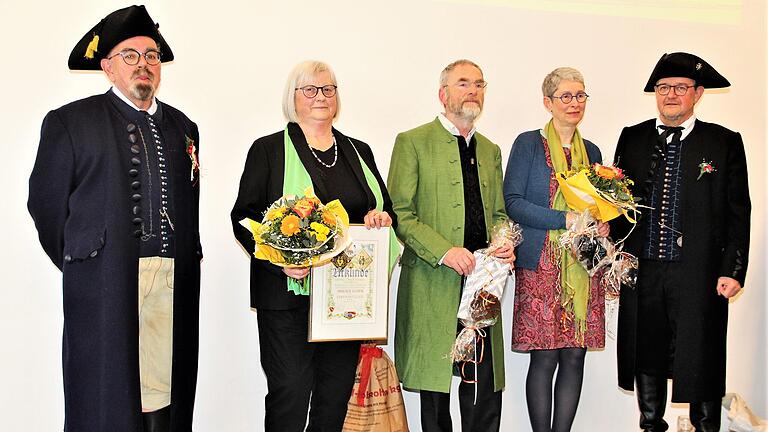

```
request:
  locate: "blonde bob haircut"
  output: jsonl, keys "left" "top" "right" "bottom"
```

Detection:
{"left": 542, "top": 67, "right": 585, "bottom": 97}
{"left": 282, "top": 60, "right": 341, "bottom": 123}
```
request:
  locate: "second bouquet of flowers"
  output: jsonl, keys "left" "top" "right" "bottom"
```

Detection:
{"left": 555, "top": 162, "right": 639, "bottom": 223}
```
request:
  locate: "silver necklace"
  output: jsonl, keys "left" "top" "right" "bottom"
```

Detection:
{"left": 308, "top": 136, "right": 338, "bottom": 168}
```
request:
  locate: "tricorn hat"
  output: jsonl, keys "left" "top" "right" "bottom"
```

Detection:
{"left": 643, "top": 52, "right": 729, "bottom": 92}
{"left": 68, "top": 5, "right": 173, "bottom": 71}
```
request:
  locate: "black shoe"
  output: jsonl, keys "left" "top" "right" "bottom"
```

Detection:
{"left": 636, "top": 373, "right": 669, "bottom": 431}
{"left": 690, "top": 400, "right": 721, "bottom": 432}
{"left": 143, "top": 405, "right": 170, "bottom": 432}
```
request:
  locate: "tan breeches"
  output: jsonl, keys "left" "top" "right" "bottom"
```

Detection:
{"left": 138, "top": 256, "right": 174, "bottom": 412}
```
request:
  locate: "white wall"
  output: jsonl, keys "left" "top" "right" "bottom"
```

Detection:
{"left": 1, "top": 0, "right": 765, "bottom": 430}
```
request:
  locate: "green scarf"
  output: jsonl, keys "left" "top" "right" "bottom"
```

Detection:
{"left": 544, "top": 119, "right": 590, "bottom": 342}
{"left": 282, "top": 126, "right": 400, "bottom": 295}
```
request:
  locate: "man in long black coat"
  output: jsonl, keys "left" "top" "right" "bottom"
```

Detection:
{"left": 28, "top": 6, "right": 201, "bottom": 432}
{"left": 613, "top": 52, "right": 751, "bottom": 432}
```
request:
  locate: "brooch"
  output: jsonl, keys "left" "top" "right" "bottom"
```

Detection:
{"left": 697, "top": 159, "right": 716, "bottom": 180}
{"left": 186, "top": 135, "right": 200, "bottom": 183}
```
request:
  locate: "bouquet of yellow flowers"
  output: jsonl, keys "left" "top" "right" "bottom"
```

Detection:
{"left": 555, "top": 163, "right": 638, "bottom": 223}
{"left": 239, "top": 190, "right": 350, "bottom": 267}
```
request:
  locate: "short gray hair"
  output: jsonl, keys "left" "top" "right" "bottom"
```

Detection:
{"left": 439, "top": 59, "right": 483, "bottom": 86}
{"left": 282, "top": 60, "right": 341, "bottom": 123}
{"left": 542, "top": 67, "right": 584, "bottom": 97}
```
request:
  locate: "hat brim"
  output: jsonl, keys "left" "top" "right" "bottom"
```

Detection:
{"left": 68, "top": 5, "right": 174, "bottom": 71}
{"left": 643, "top": 52, "right": 730, "bottom": 92}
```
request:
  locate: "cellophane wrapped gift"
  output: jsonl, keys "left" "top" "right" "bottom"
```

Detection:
{"left": 601, "top": 242, "right": 639, "bottom": 339}
{"left": 561, "top": 210, "right": 642, "bottom": 338}
{"left": 558, "top": 210, "right": 613, "bottom": 276}
{"left": 451, "top": 221, "right": 523, "bottom": 363}
{"left": 601, "top": 245, "right": 639, "bottom": 300}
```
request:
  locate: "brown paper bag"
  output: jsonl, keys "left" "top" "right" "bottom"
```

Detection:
{"left": 342, "top": 346, "right": 410, "bottom": 432}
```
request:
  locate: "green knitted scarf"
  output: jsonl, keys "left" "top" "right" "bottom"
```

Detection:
{"left": 544, "top": 119, "right": 590, "bottom": 342}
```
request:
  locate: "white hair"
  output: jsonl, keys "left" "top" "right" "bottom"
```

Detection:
{"left": 282, "top": 60, "right": 340, "bottom": 123}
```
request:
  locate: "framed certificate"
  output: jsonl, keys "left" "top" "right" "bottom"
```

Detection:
{"left": 308, "top": 225, "right": 391, "bottom": 343}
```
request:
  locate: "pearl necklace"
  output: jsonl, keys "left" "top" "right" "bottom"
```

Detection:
{"left": 308, "top": 136, "right": 338, "bottom": 168}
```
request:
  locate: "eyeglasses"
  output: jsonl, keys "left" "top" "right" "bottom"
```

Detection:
{"left": 106, "top": 49, "right": 162, "bottom": 66}
{"left": 445, "top": 80, "right": 488, "bottom": 91}
{"left": 550, "top": 92, "right": 589, "bottom": 104}
{"left": 655, "top": 84, "right": 695, "bottom": 96}
{"left": 295, "top": 85, "right": 337, "bottom": 98}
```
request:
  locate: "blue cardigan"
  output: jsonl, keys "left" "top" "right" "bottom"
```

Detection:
{"left": 503, "top": 130, "right": 602, "bottom": 269}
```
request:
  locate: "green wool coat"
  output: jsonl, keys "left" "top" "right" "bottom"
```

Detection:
{"left": 388, "top": 118, "right": 508, "bottom": 393}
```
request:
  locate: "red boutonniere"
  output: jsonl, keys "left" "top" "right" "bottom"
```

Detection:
{"left": 697, "top": 159, "right": 716, "bottom": 180}
{"left": 185, "top": 135, "right": 200, "bottom": 183}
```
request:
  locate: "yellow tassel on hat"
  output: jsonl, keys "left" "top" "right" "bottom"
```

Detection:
{"left": 84, "top": 34, "right": 99, "bottom": 59}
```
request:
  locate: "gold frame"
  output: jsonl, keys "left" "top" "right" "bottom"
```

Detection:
{"left": 308, "top": 225, "right": 391, "bottom": 343}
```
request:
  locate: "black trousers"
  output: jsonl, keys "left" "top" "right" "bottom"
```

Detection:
{"left": 420, "top": 325, "right": 501, "bottom": 432}
{"left": 635, "top": 260, "right": 721, "bottom": 431}
{"left": 636, "top": 260, "right": 685, "bottom": 376}
{"left": 256, "top": 307, "right": 360, "bottom": 432}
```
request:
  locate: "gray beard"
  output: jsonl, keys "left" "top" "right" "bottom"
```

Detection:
{"left": 131, "top": 83, "right": 154, "bottom": 101}
{"left": 455, "top": 103, "right": 481, "bottom": 122}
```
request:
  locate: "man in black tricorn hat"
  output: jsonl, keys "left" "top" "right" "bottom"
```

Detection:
{"left": 612, "top": 52, "right": 751, "bottom": 431}
{"left": 28, "top": 5, "right": 201, "bottom": 432}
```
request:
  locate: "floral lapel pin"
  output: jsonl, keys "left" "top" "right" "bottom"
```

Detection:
{"left": 185, "top": 135, "right": 200, "bottom": 183}
{"left": 697, "top": 159, "right": 716, "bottom": 180}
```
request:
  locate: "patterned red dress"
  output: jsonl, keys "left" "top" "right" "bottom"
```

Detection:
{"left": 510, "top": 139, "right": 605, "bottom": 351}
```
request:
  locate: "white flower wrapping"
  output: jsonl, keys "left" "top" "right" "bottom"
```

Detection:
{"left": 451, "top": 220, "right": 523, "bottom": 364}
{"left": 456, "top": 252, "right": 512, "bottom": 322}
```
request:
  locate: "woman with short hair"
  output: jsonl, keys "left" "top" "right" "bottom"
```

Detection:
{"left": 503, "top": 67, "right": 609, "bottom": 432}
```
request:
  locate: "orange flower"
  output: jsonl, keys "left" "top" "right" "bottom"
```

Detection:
{"left": 322, "top": 210, "right": 337, "bottom": 227}
{"left": 280, "top": 214, "right": 301, "bottom": 236}
{"left": 594, "top": 163, "right": 619, "bottom": 180}
{"left": 293, "top": 199, "right": 315, "bottom": 219}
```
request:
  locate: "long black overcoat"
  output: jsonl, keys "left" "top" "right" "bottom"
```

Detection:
{"left": 28, "top": 91, "right": 202, "bottom": 431}
{"left": 612, "top": 118, "right": 750, "bottom": 402}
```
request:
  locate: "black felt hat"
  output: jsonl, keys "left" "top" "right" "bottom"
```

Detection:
{"left": 643, "top": 52, "right": 730, "bottom": 92}
{"left": 68, "top": 5, "right": 173, "bottom": 71}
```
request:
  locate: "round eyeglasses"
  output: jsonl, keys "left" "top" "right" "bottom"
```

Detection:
{"left": 550, "top": 92, "right": 589, "bottom": 104}
{"left": 654, "top": 84, "right": 695, "bottom": 96}
{"left": 295, "top": 85, "right": 337, "bottom": 98}
{"left": 106, "top": 49, "right": 162, "bottom": 66}
{"left": 446, "top": 80, "right": 488, "bottom": 91}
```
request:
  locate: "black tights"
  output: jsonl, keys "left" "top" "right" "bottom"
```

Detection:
{"left": 526, "top": 348, "right": 587, "bottom": 432}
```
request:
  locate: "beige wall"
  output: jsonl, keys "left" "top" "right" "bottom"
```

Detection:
{"left": 1, "top": 0, "right": 764, "bottom": 429}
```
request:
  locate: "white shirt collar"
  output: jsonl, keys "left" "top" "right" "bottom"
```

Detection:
{"left": 656, "top": 114, "right": 696, "bottom": 141}
{"left": 438, "top": 113, "right": 476, "bottom": 145}
{"left": 111, "top": 87, "right": 158, "bottom": 115}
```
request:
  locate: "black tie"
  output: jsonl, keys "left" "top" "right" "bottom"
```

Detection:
{"left": 658, "top": 125, "right": 683, "bottom": 144}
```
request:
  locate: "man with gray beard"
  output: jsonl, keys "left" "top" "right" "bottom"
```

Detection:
{"left": 388, "top": 60, "right": 514, "bottom": 431}
{"left": 28, "top": 6, "right": 201, "bottom": 432}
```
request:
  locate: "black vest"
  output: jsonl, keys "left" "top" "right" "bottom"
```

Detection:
{"left": 643, "top": 127, "right": 684, "bottom": 261}
{"left": 456, "top": 135, "right": 487, "bottom": 252}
